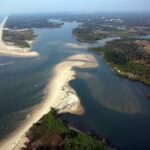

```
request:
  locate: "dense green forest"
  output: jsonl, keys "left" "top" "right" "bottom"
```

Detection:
{"left": 24, "top": 108, "right": 111, "bottom": 150}
{"left": 89, "top": 39, "right": 150, "bottom": 85}
{"left": 3, "top": 29, "right": 35, "bottom": 48}
{"left": 73, "top": 26, "right": 107, "bottom": 42}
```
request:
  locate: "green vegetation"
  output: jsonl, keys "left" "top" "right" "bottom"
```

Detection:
{"left": 3, "top": 29, "right": 36, "bottom": 48}
{"left": 5, "top": 15, "right": 64, "bottom": 29}
{"left": 73, "top": 24, "right": 150, "bottom": 42}
{"left": 89, "top": 39, "right": 150, "bottom": 86}
{"left": 25, "top": 108, "right": 110, "bottom": 150}
{"left": 148, "top": 93, "right": 150, "bottom": 99}
{"left": 73, "top": 16, "right": 150, "bottom": 42}
{"left": 64, "top": 133, "right": 108, "bottom": 150}
{"left": 73, "top": 27, "right": 107, "bottom": 42}
{"left": 3, "top": 15, "right": 64, "bottom": 48}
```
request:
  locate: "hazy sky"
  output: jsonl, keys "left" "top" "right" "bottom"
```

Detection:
{"left": 0, "top": 0, "right": 150, "bottom": 14}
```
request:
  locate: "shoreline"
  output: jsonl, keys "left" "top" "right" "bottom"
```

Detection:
{"left": 102, "top": 55, "right": 150, "bottom": 87}
{"left": 90, "top": 48, "right": 150, "bottom": 87}
{"left": 0, "top": 53, "right": 98, "bottom": 150}
{"left": 0, "top": 17, "right": 39, "bottom": 58}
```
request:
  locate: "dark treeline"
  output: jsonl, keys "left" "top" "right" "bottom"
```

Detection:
{"left": 3, "top": 29, "right": 35, "bottom": 48}
{"left": 90, "top": 39, "right": 150, "bottom": 85}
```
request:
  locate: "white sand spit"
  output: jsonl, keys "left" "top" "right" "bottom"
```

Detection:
{"left": 0, "top": 17, "right": 38, "bottom": 58}
{"left": 0, "top": 53, "right": 98, "bottom": 150}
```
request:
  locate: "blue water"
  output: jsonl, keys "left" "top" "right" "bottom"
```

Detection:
{"left": 0, "top": 16, "right": 150, "bottom": 150}
{"left": 61, "top": 55, "right": 150, "bottom": 150}
{"left": 0, "top": 20, "right": 82, "bottom": 139}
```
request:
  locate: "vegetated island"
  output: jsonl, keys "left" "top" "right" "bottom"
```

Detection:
{"left": 3, "top": 28, "right": 36, "bottom": 49}
{"left": 0, "top": 17, "right": 38, "bottom": 57}
{"left": 89, "top": 39, "right": 150, "bottom": 98}
{"left": 1, "top": 15, "right": 64, "bottom": 57}
{"left": 0, "top": 53, "right": 111, "bottom": 150}
{"left": 73, "top": 15, "right": 150, "bottom": 42}
{"left": 69, "top": 13, "right": 150, "bottom": 96}
{"left": 23, "top": 108, "right": 115, "bottom": 150}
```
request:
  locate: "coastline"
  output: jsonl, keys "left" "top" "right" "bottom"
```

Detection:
{"left": 103, "top": 55, "right": 150, "bottom": 87}
{"left": 89, "top": 47, "right": 150, "bottom": 87}
{"left": 0, "top": 17, "right": 39, "bottom": 58}
{"left": 0, "top": 53, "right": 98, "bottom": 150}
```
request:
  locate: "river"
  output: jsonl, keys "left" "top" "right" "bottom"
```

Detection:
{"left": 0, "top": 16, "right": 150, "bottom": 150}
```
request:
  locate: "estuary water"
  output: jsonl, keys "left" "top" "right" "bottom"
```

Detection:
{"left": 0, "top": 17, "right": 150, "bottom": 150}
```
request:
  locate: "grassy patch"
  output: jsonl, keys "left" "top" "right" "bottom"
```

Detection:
{"left": 25, "top": 108, "right": 110, "bottom": 150}
{"left": 89, "top": 39, "right": 150, "bottom": 86}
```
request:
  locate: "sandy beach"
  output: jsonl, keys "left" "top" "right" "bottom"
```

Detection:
{"left": 0, "top": 17, "right": 38, "bottom": 58}
{"left": 65, "top": 42, "right": 89, "bottom": 49}
{"left": 0, "top": 53, "right": 98, "bottom": 150}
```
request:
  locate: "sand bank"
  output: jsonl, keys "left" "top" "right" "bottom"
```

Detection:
{"left": 65, "top": 42, "right": 89, "bottom": 49}
{"left": 0, "top": 53, "right": 98, "bottom": 150}
{"left": 0, "top": 17, "right": 38, "bottom": 58}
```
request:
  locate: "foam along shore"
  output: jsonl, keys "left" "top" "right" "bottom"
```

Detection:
{"left": 0, "top": 17, "right": 38, "bottom": 58}
{"left": 0, "top": 53, "right": 98, "bottom": 150}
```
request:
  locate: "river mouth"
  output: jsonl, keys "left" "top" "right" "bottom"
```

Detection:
{"left": 0, "top": 16, "right": 150, "bottom": 150}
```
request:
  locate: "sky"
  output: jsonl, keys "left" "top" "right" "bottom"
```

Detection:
{"left": 0, "top": 0, "right": 150, "bottom": 14}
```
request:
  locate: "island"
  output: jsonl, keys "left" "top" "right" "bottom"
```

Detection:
{"left": 73, "top": 15, "right": 150, "bottom": 42}
{"left": 0, "top": 13, "right": 149, "bottom": 150}
{"left": 0, "top": 17, "right": 39, "bottom": 57}
{"left": 0, "top": 15, "right": 64, "bottom": 57}
{"left": 22, "top": 108, "right": 115, "bottom": 150}
{"left": 3, "top": 28, "right": 36, "bottom": 48}
{"left": 71, "top": 14, "right": 150, "bottom": 97}
{"left": 5, "top": 14, "right": 64, "bottom": 29}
